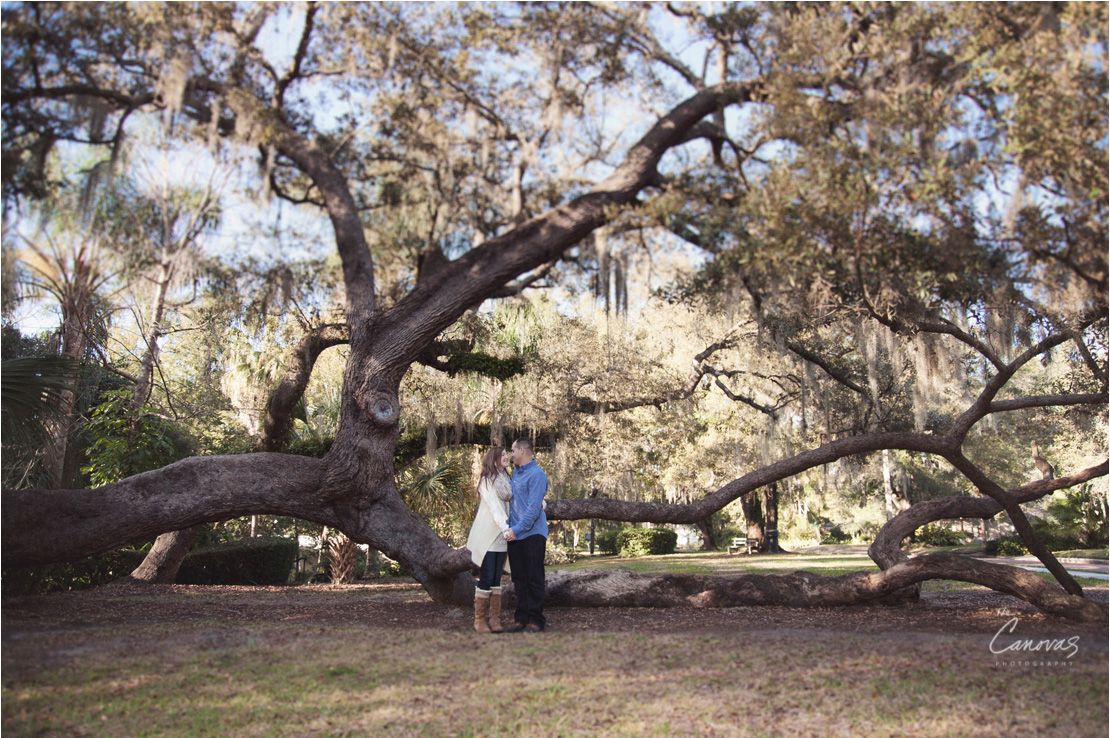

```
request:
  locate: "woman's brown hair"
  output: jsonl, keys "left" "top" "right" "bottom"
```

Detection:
{"left": 478, "top": 446, "right": 506, "bottom": 486}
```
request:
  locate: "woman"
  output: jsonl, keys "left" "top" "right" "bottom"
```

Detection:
{"left": 465, "top": 446, "right": 513, "bottom": 633}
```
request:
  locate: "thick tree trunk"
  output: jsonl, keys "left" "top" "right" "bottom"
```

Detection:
{"left": 762, "top": 483, "right": 782, "bottom": 552}
{"left": 124, "top": 526, "right": 203, "bottom": 584}
{"left": 697, "top": 518, "right": 719, "bottom": 551}
{"left": 740, "top": 491, "right": 764, "bottom": 550}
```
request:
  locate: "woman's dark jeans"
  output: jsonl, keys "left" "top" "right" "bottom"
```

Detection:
{"left": 477, "top": 550, "right": 507, "bottom": 590}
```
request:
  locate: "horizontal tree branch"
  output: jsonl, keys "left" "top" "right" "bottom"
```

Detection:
{"left": 989, "top": 394, "right": 1107, "bottom": 414}
{"left": 537, "top": 552, "right": 1104, "bottom": 621}
{"left": 547, "top": 431, "right": 954, "bottom": 524}
{"left": 869, "top": 461, "right": 1110, "bottom": 570}
{"left": 2, "top": 454, "right": 329, "bottom": 567}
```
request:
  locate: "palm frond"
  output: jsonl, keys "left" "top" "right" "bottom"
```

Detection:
{"left": 1, "top": 356, "right": 83, "bottom": 446}
{"left": 398, "top": 457, "right": 475, "bottom": 519}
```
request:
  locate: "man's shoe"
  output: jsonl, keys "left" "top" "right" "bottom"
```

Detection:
{"left": 505, "top": 622, "right": 528, "bottom": 633}
{"left": 523, "top": 624, "right": 545, "bottom": 633}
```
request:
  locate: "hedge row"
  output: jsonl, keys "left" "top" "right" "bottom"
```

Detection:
{"left": 176, "top": 537, "right": 299, "bottom": 585}
{"left": 3, "top": 536, "right": 299, "bottom": 594}
{"left": 594, "top": 527, "right": 678, "bottom": 557}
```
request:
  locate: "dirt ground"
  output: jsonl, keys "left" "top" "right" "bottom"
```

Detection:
{"left": 3, "top": 580, "right": 1107, "bottom": 647}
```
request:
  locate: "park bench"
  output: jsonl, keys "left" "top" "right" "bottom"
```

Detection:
{"left": 727, "top": 536, "right": 756, "bottom": 555}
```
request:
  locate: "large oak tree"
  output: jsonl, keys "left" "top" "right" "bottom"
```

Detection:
{"left": 3, "top": 2, "right": 1106, "bottom": 620}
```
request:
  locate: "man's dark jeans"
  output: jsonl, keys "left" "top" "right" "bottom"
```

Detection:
{"left": 507, "top": 534, "right": 546, "bottom": 628}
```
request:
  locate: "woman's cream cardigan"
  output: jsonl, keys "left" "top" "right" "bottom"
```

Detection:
{"left": 466, "top": 473, "right": 512, "bottom": 567}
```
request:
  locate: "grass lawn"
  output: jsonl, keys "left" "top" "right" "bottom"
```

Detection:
{"left": 3, "top": 549, "right": 1106, "bottom": 738}
{"left": 5, "top": 623, "right": 1106, "bottom": 738}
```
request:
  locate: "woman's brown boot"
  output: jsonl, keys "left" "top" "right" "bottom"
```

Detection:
{"left": 487, "top": 586, "right": 504, "bottom": 633}
{"left": 473, "top": 589, "right": 492, "bottom": 633}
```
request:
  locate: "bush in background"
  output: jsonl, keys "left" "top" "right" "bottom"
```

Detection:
{"left": 176, "top": 537, "right": 298, "bottom": 585}
{"left": 1, "top": 549, "right": 147, "bottom": 595}
{"left": 4, "top": 536, "right": 299, "bottom": 593}
{"left": 985, "top": 535, "right": 1029, "bottom": 557}
{"left": 820, "top": 526, "right": 852, "bottom": 545}
{"left": 617, "top": 528, "right": 678, "bottom": 557}
{"left": 914, "top": 524, "right": 965, "bottom": 547}
{"left": 545, "top": 542, "right": 578, "bottom": 565}
{"left": 596, "top": 530, "right": 621, "bottom": 555}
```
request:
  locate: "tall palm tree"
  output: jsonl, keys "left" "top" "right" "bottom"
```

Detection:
{"left": 15, "top": 228, "right": 111, "bottom": 487}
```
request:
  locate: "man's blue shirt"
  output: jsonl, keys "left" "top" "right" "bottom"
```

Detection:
{"left": 509, "top": 459, "right": 548, "bottom": 540}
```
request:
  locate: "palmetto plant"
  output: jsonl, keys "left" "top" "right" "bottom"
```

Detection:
{"left": 0, "top": 356, "right": 84, "bottom": 489}
{"left": 398, "top": 456, "right": 476, "bottom": 544}
{"left": 1043, "top": 485, "right": 1109, "bottom": 549}
{"left": 328, "top": 531, "right": 359, "bottom": 585}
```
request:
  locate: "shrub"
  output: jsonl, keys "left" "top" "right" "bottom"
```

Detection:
{"left": 1040, "top": 484, "right": 1109, "bottom": 548}
{"left": 617, "top": 528, "right": 678, "bottom": 557}
{"left": 176, "top": 536, "right": 298, "bottom": 585}
{"left": 1, "top": 549, "right": 147, "bottom": 595}
{"left": 1030, "top": 516, "right": 1085, "bottom": 552}
{"left": 596, "top": 530, "right": 621, "bottom": 555}
{"left": 985, "top": 535, "right": 1029, "bottom": 557}
{"left": 915, "top": 524, "right": 964, "bottom": 547}
{"left": 820, "top": 526, "right": 852, "bottom": 544}
{"left": 379, "top": 556, "right": 406, "bottom": 578}
{"left": 545, "top": 543, "right": 578, "bottom": 565}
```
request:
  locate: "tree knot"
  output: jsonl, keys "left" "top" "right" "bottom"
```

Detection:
{"left": 361, "top": 390, "right": 400, "bottom": 426}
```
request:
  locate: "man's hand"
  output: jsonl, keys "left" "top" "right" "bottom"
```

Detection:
{"left": 502, "top": 528, "right": 516, "bottom": 542}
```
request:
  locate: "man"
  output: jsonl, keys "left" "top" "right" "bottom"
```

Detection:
{"left": 502, "top": 437, "right": 548, "bottom": 632}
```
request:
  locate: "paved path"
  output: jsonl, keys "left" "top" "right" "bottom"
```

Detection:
{"left": 988, "top": 555, "right": 1109, "bottom": 580}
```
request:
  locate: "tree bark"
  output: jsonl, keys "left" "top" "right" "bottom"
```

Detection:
{"left": 868, "top": 463, "right": 1108, "bottom": 570}
{"left": 122, "top": 525, "right": 203, "bottom": 584}
{"left": 129, "top": 262, "right": 188, "bottom": 584}
{"left": 762, "top": 483, "right": 782, "bottom": 553}
{"left": 529, "top": 552, "right": 1105, "bottom": 622}
{"left": 258, "top": 323, "right": 349, "bottom": 452}
{"left": 740, "top": 490, "right": 765, "bottom": 549}
{"left": 697, "top": 518, "right": 719, "bottom": 551}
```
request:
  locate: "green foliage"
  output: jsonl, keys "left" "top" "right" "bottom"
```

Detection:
{"left": 445, "top": 351, "right": 526, "bottom": 382}
{"left": 379, "top": 556, "right": 406, "bottom": 578}
{"left": 616, "top": 527, "right": 678, "bottom": 557}
{"left": 0, "top": 353, "right": 84, "bottom": 488}
{"left": 820, "top": 526, "right": 853, "bottom": 545}
{"left": 1041, "top": 485, "right": 1109, "bottom": 549}
{"left": 4, "top": 534, "right": 300, "bottom": 594}
{"left": 397, "top": 455, "right": 475, "bottom": 545}
{"left": 489, "top": 302, "right": 543, "bottom": 356}
{"left": 283, "top": 435, "right": 334, "bottom": 458}
{"left": 1, "top": 549, "right": 147, "bottom": 595}
{"left": 595, "top": 530, "right": 621, "bottom": 555}
{"left": 914, "top": 524, "right": 965, "bottom": 547}
{"left": 80, "top": 389, "right": 181, "bottom": 486}
{"left": 175, "top": 537, "right": 298, "bottom": 586}
{"left": 0, "top": 356, "right": 82, "bottom": 439}
{"left": 985, "top": 536, "right": 1029, "bottom": 557}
